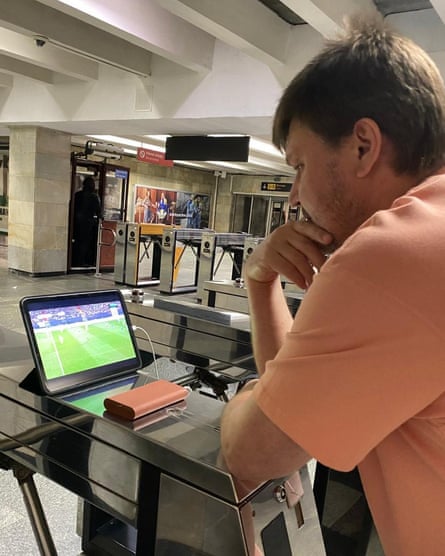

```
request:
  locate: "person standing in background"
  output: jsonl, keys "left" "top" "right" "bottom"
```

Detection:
{"left": 72, "top": 176, "right": 102, "bottom": 267}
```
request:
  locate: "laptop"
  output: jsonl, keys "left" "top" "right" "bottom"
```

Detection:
{"left": 20, "top": 289, "right": 142, "bottom": 401}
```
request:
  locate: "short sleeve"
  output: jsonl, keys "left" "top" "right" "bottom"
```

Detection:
{"left": 254, "top": 245, "right": 445, "bottom": 471}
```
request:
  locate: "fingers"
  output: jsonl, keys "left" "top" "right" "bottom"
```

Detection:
{"left": 290, "top": 219, "right": 333, "bottom": 248}
{"left": 245, "top": 220, "right": 334, "bottom": 288}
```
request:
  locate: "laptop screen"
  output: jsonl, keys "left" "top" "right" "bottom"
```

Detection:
{"left": 20, "top": 289, "right": 142, "bottom": 395}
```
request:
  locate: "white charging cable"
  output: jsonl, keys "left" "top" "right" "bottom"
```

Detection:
{"left": 132, "top": 325, "right": 159, "bottom": 380}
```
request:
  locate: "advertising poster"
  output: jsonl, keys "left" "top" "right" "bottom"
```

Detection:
{"left": 133, "top": 185, "right": 209, "bottom": 228}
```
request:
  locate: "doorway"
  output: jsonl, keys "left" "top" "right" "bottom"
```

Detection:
{"left": 69, "top": 158, "right": 130, "bottom": 272}
{"left": 231, "top": 194, "right": 289, "bottom": 237}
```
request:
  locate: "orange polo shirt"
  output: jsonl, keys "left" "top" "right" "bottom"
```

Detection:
{"left": 254, "top": 172, "right": 445, "bottom": 556}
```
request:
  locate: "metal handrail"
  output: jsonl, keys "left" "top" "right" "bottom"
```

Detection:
{"left": 95, "top": 221, "right": 117, "bottom": 277}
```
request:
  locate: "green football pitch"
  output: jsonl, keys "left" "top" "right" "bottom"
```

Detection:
{"left": 35, "top": 317, "right": 135, "bottom": 378}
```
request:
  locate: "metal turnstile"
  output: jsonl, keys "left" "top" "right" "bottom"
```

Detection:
{"left": 200, "top": 235, "right": 304, "bottom": 313}
{"left": 241, "top": 236, "right": 264, "bottom": 276}
{"left": 115, "top": 223, "right": 171, "bottom": 287}
{"left": 82, "top": 460, "right": 324, "bottom": 556}
{"left": 113, "top": 221, "right": 128, "bottom": 283}
{"left": 199, "top": 236, "right": 263, "bottom": 307}
{"left": 159, "top": 228, "right": 209, "bottom": 294}
{"left": 196, "top": 232, "right": 251, "bottom": 302}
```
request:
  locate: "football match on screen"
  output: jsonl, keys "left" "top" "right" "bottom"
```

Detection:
{"left": 30, "top": 302, "right": 134, "bottom": 378}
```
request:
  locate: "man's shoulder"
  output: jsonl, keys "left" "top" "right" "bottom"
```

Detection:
{"left": 323, "top": 175, "right": 445, "bottom": 292}
{"left": 352, "top": 175, "right": 445, "bottom": 249}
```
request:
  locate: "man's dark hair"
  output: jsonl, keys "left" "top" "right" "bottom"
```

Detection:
{"left": 273, "top": 14, "right": 445, "bottom": 176}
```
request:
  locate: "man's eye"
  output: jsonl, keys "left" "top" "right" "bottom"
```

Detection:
{"left": 295, "top": 164, "right": 303, "bottom": 176}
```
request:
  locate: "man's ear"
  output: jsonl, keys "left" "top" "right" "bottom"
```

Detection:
{"left": 352, "top": 118, "right": 382, "bottom": 178}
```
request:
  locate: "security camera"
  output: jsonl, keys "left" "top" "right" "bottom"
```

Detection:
{"left": 34, "top": 35, "right": 48, "bottom": 47}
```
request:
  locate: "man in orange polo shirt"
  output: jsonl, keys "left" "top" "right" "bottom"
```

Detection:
{"left": 221, "top": 14, "right": 445, "bottom": 556}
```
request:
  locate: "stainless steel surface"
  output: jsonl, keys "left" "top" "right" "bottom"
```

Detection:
{"left": 153, "top": 295, "right": 250, "bottom": 326}
{"left": 0, "top": 300, "right": 325, "bottom": 555}
{"left": 114, "top": 221, "right": 128, "bottom": 283}
{"left": 155, "top": 474, "right": 248, "bottom": 554}
{"left": 0, "top": 393, "right": 139, "bottom": 524}
{"left": 159, "top": 228, "right": 208, "bottom": 294}
{"left": 241, "top": 237, "right": 264, "bottom": 278}
{"left": 122, "top": 223, "right": 166, "bottom": 287}
{"left": 202, "top": 279, "right": 250, "bottom": 313}
{"left": 202, "top": 279, "right": 305, "bottom": 316}
{"left": 197, "top": 231, "right": 250, "bottom": 302}
{"left": 249, "top": 467, "right": 326, "bottom": 556}
{"left": 125, "top": 223, "right": 141, "bottom": 286}
{"left": 154, "top": 468, "right": 326, "bottom": 555}
{"left": 127, "top": 299, "right": 254, "bottom": 375}
{"left": 164, "top": 229, "right": 209, "bottom": 242}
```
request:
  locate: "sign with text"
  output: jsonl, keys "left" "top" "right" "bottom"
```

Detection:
{"left": 115, "top": 169, "right": 129, "bottom": 179}
{"left": 261, "top": 182, "right": 292, "bottom": 192}
{"left": 137, "top": 148, "right": 173, "bottom": 167}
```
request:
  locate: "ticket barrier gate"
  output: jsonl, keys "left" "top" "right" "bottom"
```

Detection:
{"left": 198, "top": 236, "right": 264, "bottom": 309}
{"left": 241, "top": 236, "right": 264, "bottom": 276}
{"left": 196, "top": 232, "right": 251, "bottom": 302}
{"left": 0, "top": 313, "right": 327, "bottom": 556}
{"left": 159, "top": 228, "right": 208, "bottom": 294}
{"left": 113, "top": 221, "right": 128, "bottom": 283}
{"left": 114, "top": 223, "right": 171, "bottom": 287}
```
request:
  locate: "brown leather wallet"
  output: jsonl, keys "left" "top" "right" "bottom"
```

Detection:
{"left": 104, "top": 400, "right": 187, "bottom": 430}
{"left": 104, "top": 379, "right": 189, "bottom": 420}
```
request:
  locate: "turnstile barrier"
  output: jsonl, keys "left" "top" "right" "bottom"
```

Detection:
{"left": 196, "top": 232, "right": 251, "bottom": 302}
{"left": 159, "top": 228, "right": 210, "bottom": 294}
{"left": 114, "top": 222, "right": 172, "bottom": 287}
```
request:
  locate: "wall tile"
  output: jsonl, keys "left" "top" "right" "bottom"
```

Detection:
{"left": 34, "top": 203, "right": 69, "bottom": 227}
{"left": 8, "top": 200, "right": 35, "bottom": 227}
{"left": 9, "top": 151, "right": 37, "bottom": 178}
{"left": 33, "top": 248, "right": 66, "bottom": 273}
{"left": 7, "top": 220, "right": 33, "bottom": 247}
{"left": 35, "top": 178, "right": 71, "bottom": 204}
{"left": 36, "top": 128, "right": 71, "bottom": 156}
{"left": 8, "top": 176, "right": 37, "bottom": 202}
{"left": 8, "top": 244, "right": 33, "bottom": 272}
{"left": 35, "top": 152, "right": 71, "bottom": 183}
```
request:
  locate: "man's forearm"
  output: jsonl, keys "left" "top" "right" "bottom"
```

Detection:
{"left": 246, "top": 276, "right": 293, "bottom": 375}
{"left": 220, "top": 382, "right": 311, "bottom": 486}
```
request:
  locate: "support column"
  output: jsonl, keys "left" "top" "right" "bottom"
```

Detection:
{"left": 8, "top": 126, "right": 71, "bottom": 275}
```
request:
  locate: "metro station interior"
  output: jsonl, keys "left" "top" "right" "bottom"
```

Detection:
{"left": 0, "top": 1, "right": 441, "bottom": 555}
